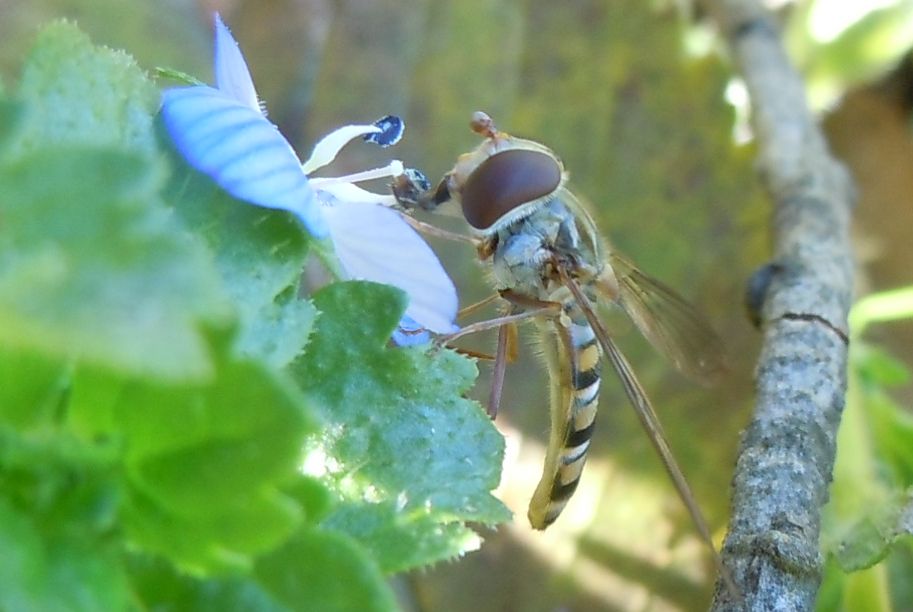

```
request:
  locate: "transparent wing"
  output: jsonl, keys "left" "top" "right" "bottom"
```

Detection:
{"left": 323, "top": 200, "right": 459, "bottom": 335}
{"left": 559, "top": 269, "right": 738, "bottom": 598}
{"left": 608, "top": 254, "right": 726, "bottom": 384}
{"left": 160, "top": 86, "right": 326, "bottom": 237}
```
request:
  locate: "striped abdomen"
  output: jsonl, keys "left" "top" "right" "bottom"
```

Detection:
{"left": 528, "top": 306, "right": 601, "bottom": 529}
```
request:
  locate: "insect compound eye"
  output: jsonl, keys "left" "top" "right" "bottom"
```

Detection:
{"left": 460, "top": 149, "right": 562, "bottom": 230}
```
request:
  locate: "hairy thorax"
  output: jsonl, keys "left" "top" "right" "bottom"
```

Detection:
{"left": 487, "top": 196, "right": 603, "bottom": 304}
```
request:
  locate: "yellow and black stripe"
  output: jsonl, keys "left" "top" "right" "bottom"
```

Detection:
{"left": 528, "top": 306, "right": 602, "bottom": 529}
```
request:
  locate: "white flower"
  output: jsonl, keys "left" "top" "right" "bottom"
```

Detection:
{"left": 160, "top": 13, "right": 458, "bottom": 339}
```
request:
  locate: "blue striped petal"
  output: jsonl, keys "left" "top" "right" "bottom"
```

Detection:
{"left": 161, "top": 86, "right": 327, "bottom": 237}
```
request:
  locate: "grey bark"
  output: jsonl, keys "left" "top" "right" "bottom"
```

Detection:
{"left": 705, "top": 1, "right": 856, "bottom": 610}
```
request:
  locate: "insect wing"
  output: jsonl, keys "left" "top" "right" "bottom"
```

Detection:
{"left": 323, "top": 200, "right": 459, "bottom": 336}
{"left": 559, "top": 269, "right": 738, "bottom": 598}
{"left": 608, "top": 254, "right": 726, "bottom": 384}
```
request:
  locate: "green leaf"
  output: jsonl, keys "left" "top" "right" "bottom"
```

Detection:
{"left": 122, "top": 485, "right": 301, "bottom": 575}
{"left": 12, "top": 20, "right": 158, "bottom": 156}
{"left": 325, "top": 501, "right": 484, "bottom": 572}
{"left": 798, "top": 3, "right": 913, "bottom": 108}
{"left": 236, "top": 287, "right": 318, "bottom": 369}
{"left": 164, "top": 153, "right": 315, "bottom": 368}
{"left": 76, "top": 351, "right": 317, "bottom": 574}
{"left": 0, "top": 21, "right": 228, "bottom": 382}
{"left": 831, "top": 490, "right": 913, "bottom": 572}
{"left": 854, "top": 343, "right": 912, "bottom": 388}
{"left": 0, "top": 99, "right": 23, "bottom": 152}
{"left": 0, "top": 495, "right": 128, "bottom": 611}
{"left": 117, "top": 358, "right": 314, "bottom": 512}
{"left": 128, "top": 554, "right": 285, "bottom": 612}
{"left": 0, "top": 147, "right": 227, "bottom": 381}
{"left": 291, "top": 281, "right": 509, "bottom": 572}
{"left": 0, "top": 426, "right": 122, "bottom": 536}
{"left": 850, "top": 286, "right": 913, "bottom": 334}
{"left": 0, "top": 348, "right": 68, "bottom": 428}
{"left": 127, "top": 527, "right": 398, "bottom": 612}
{"left": 153, "top": 66, "right": 207, "bottom": 87}
{"left": 284, "top": 474, "right": 335, "bottom": 525}
{"left": 869, "top": 388, "right": 913, "bottom": 487}
{"left": 255, "top": 527, "right": 397, "bottom": 612}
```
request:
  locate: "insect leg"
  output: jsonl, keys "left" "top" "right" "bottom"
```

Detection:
{"left": 486, "top": 324, "right": 512, "bottom": 419}
{"left": 398, "top": 213, "right": 480, "bottom": 246}
{"left": 457, "top": 293, "right": 503, "bottom": 320}
{"left": 438, "top": 301, "right": 561, "bottom": 345}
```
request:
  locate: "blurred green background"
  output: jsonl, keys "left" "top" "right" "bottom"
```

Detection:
{"left": 3, "top": 0, "right": 913, "bottom": 610}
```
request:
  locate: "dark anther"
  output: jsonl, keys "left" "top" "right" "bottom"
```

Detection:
{"left": 363, "top": 115, "right": 404, "bottom": 147}
{"left": 390, "top": 168, "right": 431, "bottom": 210}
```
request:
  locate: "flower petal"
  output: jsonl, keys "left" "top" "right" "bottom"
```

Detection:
{"left": 301, "top": 124, "right": 382, "bottom": 174}
{"left": 391, "top": 315, "right": 433, "bottom": 346}
{"left": 310, "top": 160, "right": 404, "bottom": 187}
{"left": 161, "top": 86, "right": 327, "bottom": 237}
{"left": 213, "top": 13, "right": 261, "bottom": 112}
{"left": 314, "top": 182, "right": 397, "bottom": 206}
{"left": 323, "top": 200, "right": 458, "bottom": 334}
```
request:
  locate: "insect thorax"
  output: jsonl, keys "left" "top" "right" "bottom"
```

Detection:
{"left": 489, "top": 193, "right": 603, "bottom": 303}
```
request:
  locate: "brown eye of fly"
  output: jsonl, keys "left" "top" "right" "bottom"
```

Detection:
{"left": 461, "top": 149, "right": 561, "bottom": 230}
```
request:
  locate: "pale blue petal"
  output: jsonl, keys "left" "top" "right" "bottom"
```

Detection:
{"left": 391, "top": 315, "right": 433, "bottom": 346}
{"left": 161, "top": 86, "right": 327, "bottom": 237}
{"left": 323, "top": 200, "right": 458, "bottom": 334}
{"left": 213, "top": 13, "right": 260, "bottom": 112}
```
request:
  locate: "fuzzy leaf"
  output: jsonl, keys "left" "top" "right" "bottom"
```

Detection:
{"left": 869, "top": 387, "right": 913, "bottom": 489}
{"left": 12, "top": 21, "right": 158, "bottom": 156}
{"left": 0, "top": 422, "right": 126, "bottom": 611}
{"left": 0, "top": 21, "right": 227, "bottom": 382}
{"left": 164, "top": 152, "right": 316, "bottom": 368}
{"left": 0, "top": 347, "right": 68, "bottom": 429}
{"left": 0, "top": 500, "right": 129, "bottom": 612}
{"left": 0, "top": 99, "right": 22, "bottom": 151}
{"left": 127, "top": 527, "right": 397, "bottom": 612}
{"left": 0, "top": 146, "right": 225, "bottom": 381}
{"left": 854, "top": 343, "right": 912, "bottom": 389}
{"left": 255, "top": 527, "right": 397, "bottom": 612}
{"left": 832, "top": 490, "right": 913, "bottom": 571}
{"left": 291, "top": 281, "right": 509, "bottom": 572}
{"left": 69, "top": 351, "right": 316, "bottom": 574}
{"left": 324, "top": 501, "right": 484, "bottom": 572}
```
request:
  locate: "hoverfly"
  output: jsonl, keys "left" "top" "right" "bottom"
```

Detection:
{"left": 393, "top": 112, "right": 728, "bottom": 555}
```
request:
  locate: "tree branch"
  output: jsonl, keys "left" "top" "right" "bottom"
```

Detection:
{"left": 704, "top": 1, "right": 856, "bottom": 609}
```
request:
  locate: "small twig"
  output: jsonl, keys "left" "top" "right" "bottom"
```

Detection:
{"left": 703, "top": 1, "right": 856, "bottom": 610}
